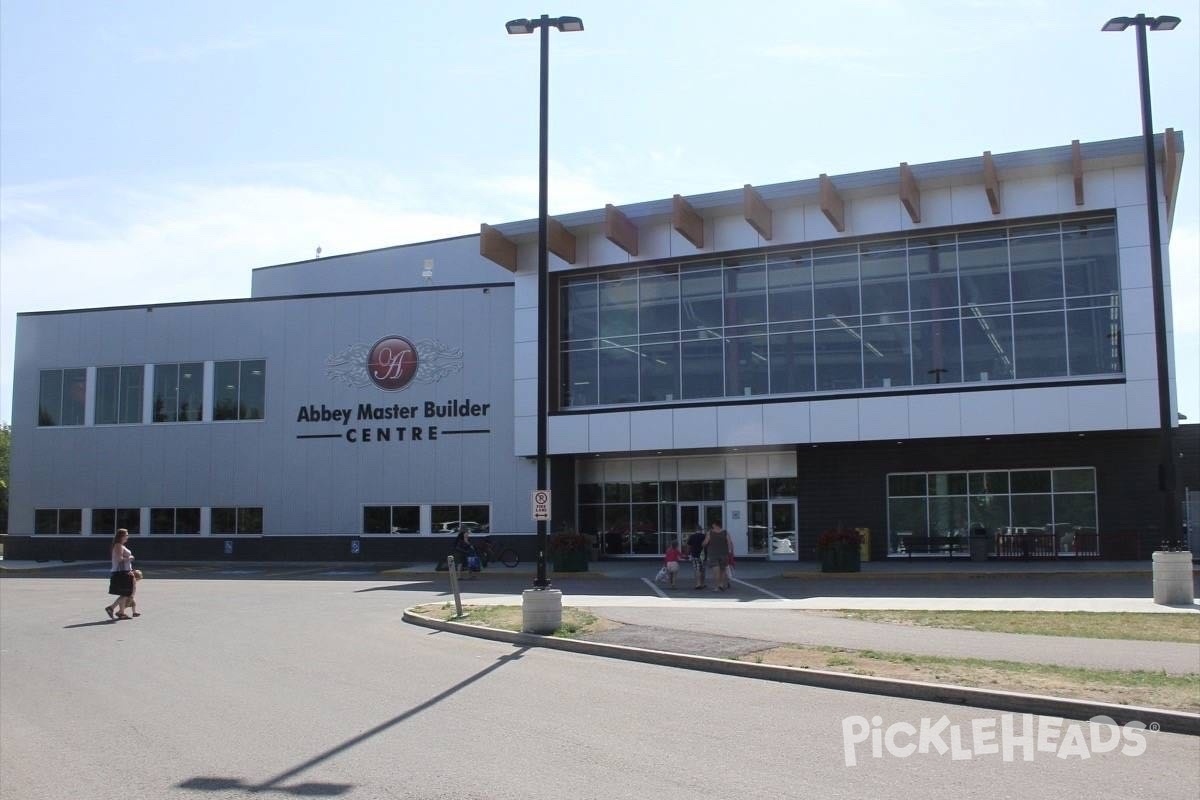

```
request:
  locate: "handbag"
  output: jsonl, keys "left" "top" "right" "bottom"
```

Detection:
{"left": 467, "top": 555, "right": 481, "bottom": 572}
{"left": 654, "top": 566, "right": 668, "bottom": 584}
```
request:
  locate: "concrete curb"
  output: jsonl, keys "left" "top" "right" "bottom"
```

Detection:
{"left": 403, "top": 608, "right": 1200, "bottom": 737}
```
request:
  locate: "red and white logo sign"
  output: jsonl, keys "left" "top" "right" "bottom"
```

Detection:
{"left": 367, "top": 336, "right": 420, "bottom": 391}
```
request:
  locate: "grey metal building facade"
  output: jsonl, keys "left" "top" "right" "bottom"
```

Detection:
{"left": 4, "top": 133, "right": 1189, "bottom": 563}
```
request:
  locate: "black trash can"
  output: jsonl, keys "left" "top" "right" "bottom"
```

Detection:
{"left": 970, "top": 525, "right": 989, "bottom": 562}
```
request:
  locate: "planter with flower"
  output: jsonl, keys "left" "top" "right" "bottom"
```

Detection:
{"left": 817, "top": 527, "right": 862, "bottom": 573}
{"left": 548, "top": 528, "right": 591, "bottom": 572}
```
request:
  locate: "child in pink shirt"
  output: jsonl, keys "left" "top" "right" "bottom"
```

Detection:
{"left": 663, "top": 542, "right": 681, "bottom": 588}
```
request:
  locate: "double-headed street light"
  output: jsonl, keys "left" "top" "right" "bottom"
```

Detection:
{"left": 1102, "top": 13, "right": 1182, "bottom": 545}
{"left": 506, "top": 14, "right": 583, "bottom": 589}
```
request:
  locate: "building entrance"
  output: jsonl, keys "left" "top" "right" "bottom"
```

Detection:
{"left": 679, "top": 503, "right": 723, "bottom": 543}
{"left": 768, "top": 501, "right": 798, "bottom": 560}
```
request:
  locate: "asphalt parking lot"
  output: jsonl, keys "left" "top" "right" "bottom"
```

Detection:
{"left": 3, "top": 558, "right": 1195, "bottom": 607}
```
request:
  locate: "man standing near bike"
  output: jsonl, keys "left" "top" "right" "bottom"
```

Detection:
{"left": 453, "top": 527, "right": 479, "bottom": 579}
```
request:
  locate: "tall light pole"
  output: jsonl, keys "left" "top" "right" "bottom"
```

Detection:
{"left": 1102, "top": 14, "right": 1182, "bottom": 545}
{"left": 506, "top": 14, "right": 583, "bottom": 589}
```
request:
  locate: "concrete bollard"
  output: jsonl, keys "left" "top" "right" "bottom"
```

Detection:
{"left": 521, "top": 588, "right": 563, "bottom": 634}
{"left": 1152, "top": 550, "right": 1195, "bottom": 606}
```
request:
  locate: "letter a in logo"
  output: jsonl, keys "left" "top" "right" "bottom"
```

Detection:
{"left": 367, "top": 336, "right": 420, "bottom": 391}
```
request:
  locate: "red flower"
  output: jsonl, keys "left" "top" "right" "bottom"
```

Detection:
{"left": 817, "top": 528, "right": 862, "bottom": 551}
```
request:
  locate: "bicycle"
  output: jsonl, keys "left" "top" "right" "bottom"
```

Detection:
{"left": 476, "top": 538, "right": 520, "bottom": 569}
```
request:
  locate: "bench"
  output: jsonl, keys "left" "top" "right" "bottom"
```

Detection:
{"left": 902, "top": 535, "right": 963, "bottom": 558}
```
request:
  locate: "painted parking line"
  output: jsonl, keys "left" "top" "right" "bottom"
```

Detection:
{"left": 214, "top": 569, "right": 267, "bottom": 576}
{"left": 732, "top": 577, "right": 787, "bottom": 600}
{"left": 641, "top": 577, "right": 668, "bottom": 598}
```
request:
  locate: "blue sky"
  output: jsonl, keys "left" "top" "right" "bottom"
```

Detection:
{"left": 1, "top": 0, "right": 1197, "bottom": 425}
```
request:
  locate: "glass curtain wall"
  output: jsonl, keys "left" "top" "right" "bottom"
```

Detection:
{"left": 558, "top": 216, "right": 1120, "bottom": 408}
{"left": 886, "top": 468, "right": 1098, "bottom": 555}
{"left": 579, "top": 478, "right": 723, "bottom": 556}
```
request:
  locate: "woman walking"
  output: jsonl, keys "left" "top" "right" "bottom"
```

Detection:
{"left": 702, "top": 521, "right": 734, "bottom": 591}
{"left": 104, "top": 528, "right": 137, "bottom": 620}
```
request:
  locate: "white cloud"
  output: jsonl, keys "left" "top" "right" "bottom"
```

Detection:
{"left": 0, "top": 178, "right": 483, "bottom": 422}
{"left": 0, "top": 161, "right": 636, "bottom": 422}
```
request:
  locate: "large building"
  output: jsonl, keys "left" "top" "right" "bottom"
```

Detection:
{"left": 5, "top": 133, "right": 1192, "bottom": 563}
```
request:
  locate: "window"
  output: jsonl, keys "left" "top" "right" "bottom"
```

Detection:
{"left": 95, "top": 366, "right": 144, "bottom": 424}
{"left": 1009, "top": 228, "right": 1064, "bottom": 303}
{"left": 212, "top": 507, "right": 263, "bottom": 534}
{"left": 860, "top": 241, "right": 909, "bottom": 316}
{"left": 908, "top": 238, "right": 958, "bottom": 310}
{"left": 38, "top": 368, "right": 86, "bottom": 426}
{"left": 362, "top": 505, "right": 420, "bottom": 534}
{"left": 957, "top": 232, "right": 1010, "bottom": 306}
{"left": 92, "top": 508, "right": 141, "bottom": 536}
{"left": 680, "top": 336, "right": 724, "bottom": 400}
{"left": 767, "top": 254, "right": 813, "bottom": 323}
{"left": 814, "top": 324, "right": 863, "bottom": 391}
{"left": 34, "top": 509, "right": 82, "bottom": 534}
{"left": 150, "top": 507, "right": 201, "bottom": 534}
{"left": 724, "top": 334, "right": 768, "bottom": 397}
{"left": 639, "top": 268, "right": 680, "bottom": 334}
{"left": 214, "top": 360, "right": 266, "bottom": 421}
{"left": 768, "top": 330, "right": 815, "bottom": 394}
{"left": 863, "top": 323, "right": 912, "bottom": 388}
{"left": 915, "top": 317, "right": 962, "bottom": 388}
{"left": 431, "top": 505, "right": 490, "bottom": 534}
{"left": 558, "top": 215, "right": 1121, "bottom": 409}
{"left": 724, "top": 261, "right": 766, "bottom": 326}
{"left": 153, "top": 363, "right": 203, "bottom": 422}
{"left": 886, "top": 468, "right": 1097, "bottom": 554}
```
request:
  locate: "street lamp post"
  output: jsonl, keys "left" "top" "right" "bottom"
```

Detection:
{"left": 506, "top": 14, "right": 583, "bottom": 589}
{"left": 1102, "top": 14, "right": 1182, "bottom": 545}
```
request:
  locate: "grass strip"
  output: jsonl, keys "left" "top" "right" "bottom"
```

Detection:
{"left": 737, "top": 643, "right": 1200, "bottom": 711}
{"left": 838, "top": 610, "right": 1200, "bottom": 644}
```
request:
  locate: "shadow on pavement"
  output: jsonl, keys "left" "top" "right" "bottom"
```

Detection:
{"left": 176, "top": 647, "right": 530, "bottom": 796}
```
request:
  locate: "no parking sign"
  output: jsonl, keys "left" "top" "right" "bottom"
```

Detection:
{"left": 531, "top": 489, "right": 550, "bottom": 521}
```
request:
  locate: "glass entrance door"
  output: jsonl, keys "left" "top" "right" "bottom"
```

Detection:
{"left": 768, "top": 501, "right": 798, "bottom": 560}
{"left": 679, "top": 503, "right": 723, "bottom": 543}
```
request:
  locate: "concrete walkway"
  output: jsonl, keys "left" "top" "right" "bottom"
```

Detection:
{"left": 576, "top": 606, "right": 1200, "bottom": 675}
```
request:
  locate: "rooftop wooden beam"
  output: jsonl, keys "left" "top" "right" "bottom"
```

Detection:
{"left": 1164, "top": 128, "right": 1178, "bottom": 216}
{"left": 899, "top": 162, "right": 921, "bottom": 223}
{"left": 819, "top": 174, "right": 845, "bottom": 232}
{"left": 605, "top": 203, "right": 639, "bottom": 256}
{"left": 984, "top": 151, "right": 1003, "bottom": 214}
{"left": 743, "top": 184, "right": 772, "bottom": 240}
{"left": 982, "top": 151, "right": 1001, "bottom": 215}
{"left": 1071, "top": 140, "right": 1084, "bottom": 206}
{"left": 547, "top": 217, "right": 577, "bottom": 264}
{"left": 479, "top": 223, "right": 518, "bottom": 272}
{"left": 672, "top": 194, "right": 704, "bottom": 249}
